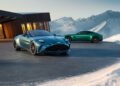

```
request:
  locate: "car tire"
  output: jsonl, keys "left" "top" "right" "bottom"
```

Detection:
{"left": 13, "top": 41, "right": 21, "bottom": 51}
{"left": 91, "top": 37, "right": 99, "bottom": 43}
{"left": 30, "top": 43, "right": 37, "bottom": 55}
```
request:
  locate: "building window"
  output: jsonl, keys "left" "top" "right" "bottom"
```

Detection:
{"left": 33, "top": 22, "right": 37, "bottom": 30}
{"left": 26, "top": 23, "right": 32, "bottom": 31}
{"left": 0, "top": 24, "right": 4, "bottom": 39}
{"left": 39, "top": 22, "right": 43, "bottom": 29}
{"left": 21, "top": 24, "right": 26, "bottom": 33}
{"left": 44, "top": 22, "right": 49, "bottom": 31}
{"left": 21, "top": 22, "right": 50, "bottom": 33}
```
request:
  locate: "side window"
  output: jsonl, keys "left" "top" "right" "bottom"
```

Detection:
{"left": 77, "top": 31, "right": 86, "bottom": 34}
{"left": 77, "top": 31, "right": 92, "bottom": 35}
{"left": 85, "top": 32, "right": 90, "bottom": 34}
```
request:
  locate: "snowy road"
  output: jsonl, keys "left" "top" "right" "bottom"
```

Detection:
{"left": 0, "top": 42, "right": 120, "bottom": 86}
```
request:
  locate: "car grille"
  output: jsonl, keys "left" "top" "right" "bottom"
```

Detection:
{"left": 45, "top": 44, "right": 69, "bottom": 51}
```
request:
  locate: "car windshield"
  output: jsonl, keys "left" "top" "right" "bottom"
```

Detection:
{"left": 29, "top": 30, "right": 53, "bottom": 37}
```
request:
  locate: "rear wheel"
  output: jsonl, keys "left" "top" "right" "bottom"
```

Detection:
{"left": 30, "top": 43, "right": 37, "bottom": 55}
{"left": 91, "top": 37, "right": 99, "bottom": 43}
{"left": 13, "top": 41, "right": 21, "bottom": 51}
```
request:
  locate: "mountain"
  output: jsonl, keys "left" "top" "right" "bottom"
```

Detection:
{"left": 50, "top": 10, "right": 120, "bottom": 38}
{"left": 50, "top": 17, "right": 76, "bottom": 34}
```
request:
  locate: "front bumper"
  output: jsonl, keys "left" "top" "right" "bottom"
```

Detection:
{"left": 37, "top": 43, "right": 70, "bottom": 54}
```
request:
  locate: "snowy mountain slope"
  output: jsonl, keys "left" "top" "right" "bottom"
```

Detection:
{"left": 99, "top": 18, "right": 120, "bottom": 38}
{"left": 104, "top": 34, "right": 120, "bottom": 42}
{"left": 50, "top": 17, "right": 77, "bottom": 34}
{"left": 104, "top": 34, "right": 120, "bottom": 45}
{"left": 50, "top": 10, "right": 120, "bottom": 38}
{"left": 90, "top": 21, "right": 107, "bottom": 32}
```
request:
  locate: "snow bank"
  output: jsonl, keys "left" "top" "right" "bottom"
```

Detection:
{"left": 38, "top": 61, "right": 120, "bottom": 86}
{"left": 104, "top": 34, "right": 120, "bottom": 45}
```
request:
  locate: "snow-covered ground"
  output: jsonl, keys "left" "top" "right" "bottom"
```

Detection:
{"left": 38, "top": 61, "right": 120, "bottom": 86}
{"left": 104, "top": 34, "right": 120, "bottom": 44}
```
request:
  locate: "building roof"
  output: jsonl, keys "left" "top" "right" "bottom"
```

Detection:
{"left": 0, "top": 10, "right": 22, "bottom": 23}
{"left": 0, "top": 10, "right": 51, "bottom": 23}
{"left": 21, "top": 12, "right": 51, "bottom": 22}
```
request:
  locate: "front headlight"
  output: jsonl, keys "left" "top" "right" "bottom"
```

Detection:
{"left": 64, "top": 39, "right": 70, "bottom": 44}
{"left": 34, "top": 40, "right": 45, "bottom": 46}
{"left": 38, "top": 40, "right": 45, "bottom": 43}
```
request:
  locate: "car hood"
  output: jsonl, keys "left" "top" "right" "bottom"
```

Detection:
{"left": 30, "top": 36, "right": 66, "bottom": 44}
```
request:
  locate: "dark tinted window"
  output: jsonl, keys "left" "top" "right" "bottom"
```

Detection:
{"left": 28, "top": 30, "right": 53, "bottom": 37}
{"left": 77, "top": 31, "right": 93, "bottom": 34}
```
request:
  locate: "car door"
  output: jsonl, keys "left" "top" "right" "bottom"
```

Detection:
{"left": 80, "top": 33, "right": 90, "bottom": 41}
{"left": 76, "top": 32, "right": 91, "bottom": 41}
{"left": 20, "top": 34, "right": 31, "bottom": 49}
{"left": 70, "top": 34, "right": 79, "bottom": 41}
{"left": 73, "top": 34, "right": 82, "bottom": 41}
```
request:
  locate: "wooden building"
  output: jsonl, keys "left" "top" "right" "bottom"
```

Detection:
{"left": 0, "top": 10, "right": 51, "bottom": 39}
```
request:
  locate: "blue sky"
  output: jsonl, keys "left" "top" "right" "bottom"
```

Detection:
{"left": 0, "top": 0, "right": 120, "bottom": 20}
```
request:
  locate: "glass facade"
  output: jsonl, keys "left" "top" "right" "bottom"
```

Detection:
{"left": 44, "top": 22, "right": 50, "bottom": 31}
{"left": 21, "top": 22, "right": 50, "bottom": 33}
{"left": 0, "top": 10, "right": 51, "bottom": 39}
{"left": 26, "top": 23, "right": 32, "bottom": 31}
{"left": 0, "top": 24, "right": 4, "bottom": 39}
{"left": 21, "top": 24, "right": 26, "bottom": 33}
{"left": 33, "top": 23, "right": 37, "bottom": 30}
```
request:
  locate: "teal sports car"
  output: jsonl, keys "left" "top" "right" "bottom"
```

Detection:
{"left": 13, "top": 30, "right": 70, "bottom": 55}
{"left": 65, "top": 31, "right": 103, "bottom": 43}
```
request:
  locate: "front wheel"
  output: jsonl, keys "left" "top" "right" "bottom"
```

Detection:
{"left": 13, "top": 41, "right": 21, "bottom": 51}
{"left": 30, "top": 43, "right": 37, "bottom": 55}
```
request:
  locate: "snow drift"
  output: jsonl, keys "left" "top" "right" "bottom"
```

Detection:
{"left": 38, "top": 61, "right": 120, "bottom": 86}
{"left": 104, "top": 34, "right": 120, "bottom": 44}
{"left": 104, "top": 34, "right": 120, "bottom": 42}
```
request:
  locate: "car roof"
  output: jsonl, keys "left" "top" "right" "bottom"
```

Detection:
{"left": 79, "top": 31, "right": 93, "bottom": 33}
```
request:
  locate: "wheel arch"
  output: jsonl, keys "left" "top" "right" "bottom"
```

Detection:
{"left": 65, "top": 35, "right": 72, "bottom": 39}
{"left": 14, "top": 38, "right": 21, "bottom": 47}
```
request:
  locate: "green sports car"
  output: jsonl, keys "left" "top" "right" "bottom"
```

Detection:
{"left": 65, "top": 31, "right": 103, "bottom": 43}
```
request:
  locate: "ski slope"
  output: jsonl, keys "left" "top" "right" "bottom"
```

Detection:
{"left": 90, "top": 21, "right": 107, "bottom": 32}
